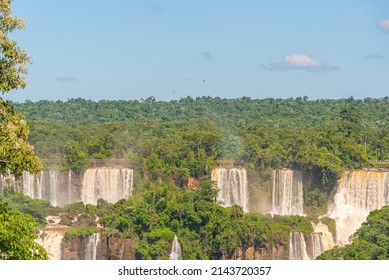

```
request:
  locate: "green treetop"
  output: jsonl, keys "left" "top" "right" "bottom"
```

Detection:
{"left": 0, "top": 1, "right": 45, "bottom": 260}
{"left": 0, "top": 202, "right": 48, "bottom": 260}
{"left": 0, "top": 0, "right": 41, "bottom": 177}
{"left": 1, "top": 0, "right": 31, "bottom": 93}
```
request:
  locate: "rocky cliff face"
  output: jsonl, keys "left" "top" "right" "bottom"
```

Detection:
{"left": 225, "top": 246, "right": 287, "bottom": 260}
{"left": 60, "top": 233, "right": 137, "bottom": 260}
{"left": 98, "top": 234, "right": 137, "bottom": 260}
{"left": 244, "top": 246, "right": 286, "bottom": 260}
{"left": 61, "top": 235, "right": 88, "bottom": 260}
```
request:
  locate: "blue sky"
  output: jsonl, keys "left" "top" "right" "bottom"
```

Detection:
{"left": 3, "top": 0, "right": 389, "bottom": 102}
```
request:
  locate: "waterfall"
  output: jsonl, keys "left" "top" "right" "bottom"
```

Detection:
{"left": 49, "top": 170, "right": 59, "bottom": 207}
{"left": 81, "top": 168, "right": 134, "bottom": 205}
{"left": 35, "top": 216, "right": 65, "bottom": 260}
{"left": 310, "top": 233, "right": 324, "bottom": 259}
{"left": 328, "top": 170, "right": 389, "bottom": 244}
{"left": 0, "top": 172, "right": 16, "bottom": 193}
{"left": 169, "top": 235, "right": 182, "bottom": 260}
{"left": 36, "top": 231, "right": 64, "bottom": 260}
{"left": 119, "top": 244, "right": 125, "bottom": 260}
{"left": 289, "top": 231, "right": 309, "bottom": 260}
{"left": 211, "top": 168, "right": 248, "bottom": 212}
{"left": 2, "top": 168, "right": 134, "bottom": 207}
{"left": 22, "top": 171, "right": 44, "bottom": 200}
{"left": 19, "top": 170, "right": 62, "bottom": 206}
{"left": 85, "top": 233, "right": 100, "bottom": 260}
{"left": 310, "top": 221, "right": 336, "bottom": 259}
{"left": 311, "top": 221, "right": 335, "bottom": 253}
{"left": 68, "top": 170, "right": 72, "bottom": 205}
{"left": 272, "top": 169, "right": 304, "bottom": 216}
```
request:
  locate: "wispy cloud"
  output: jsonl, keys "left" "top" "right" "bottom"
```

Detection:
{"left": 262, "top": 54, "right": 338, "bottom": 72}
{"left": 180, "top": 77, "right": 195, "bottom": 81}
{"left": 200, "top": 51, "right": 213, "bottom": 59}
{"left": 55, "top": 76, "right": 79, "bottom": 82}
{"left": 149, "top": 4, "right": 163, "bottom": 12}
{"left": 365, "top": 53, "right": 384, "bottom": 60}
{"left": 378, "top": 19, "right": 389, "bottom": 32}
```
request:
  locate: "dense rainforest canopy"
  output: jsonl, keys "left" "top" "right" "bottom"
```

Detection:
{"left": 12, "top": 97, "right": 389, "bottom": 186}
{"left": 3, "top": 96, "right": 389, "bottom": 259}
{"left": 12, "top": 96, "right": 389, "bottom": 129}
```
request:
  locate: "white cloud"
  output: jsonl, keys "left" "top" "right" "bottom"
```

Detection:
{"left": 201, "top": 51, "right": 213, "bottom": 59}
{"left": 262, "top": 54, "right": 338, "bottom": 72}
{"left": 149, "top": 4, "right": 163, "bottom": 12}
{"left": 55, "top": 76, "right": 79, "bottom": 82}
{"left": 284, "top": 54, "right": 321, "bottom": 67}
{"left": 378, "top": 19, "right": 389, "bottom": 32}
{"left": 365, "top": 53, "right": 384, "bottom": 60}
{"left": 179, "top": 77, "right": 195, "bottom": 81}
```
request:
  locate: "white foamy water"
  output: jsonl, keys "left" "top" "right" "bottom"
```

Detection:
{"left": 81, "top": 168, "right": 134, "bottom": 205}
{"left": 327, "top": 170, "right": 389, "bottom": 244}
{"left": 289, "top": 231, "right": 309, "bottom": 260}
{"left": 68, "top": 170, "right": 72, "bottom": 205}
{"left": 211, "top": 168, "right": 248, "bottom": 212}
{"left": 22, "top": 171, "right": 44, "bottom": 199}
{"left": 21, "top": 170, "right": 62, "bottom": 206}
{"left": 312, "top": 221, "right": 335, "bottom": 251}
{"left": 48, "top": 170, "right": 59, "bottom": 207}
{"left": 85, "top": 233, "right": 101, "bottom": 260}
{"left": 36, "top": 231, "right": 64, "bottom": 260}
{"left": 169, "top": 235, "right": 182, "bottom": 260}
{"left": 0, "top": 172, "right": 16, "bottom": 192}
{"left": 272, "top": 169, "right": 304, "bottom": 216}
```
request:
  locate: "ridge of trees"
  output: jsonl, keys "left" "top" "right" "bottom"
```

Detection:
{"left": 12, "top": 96, "right": 389, "bottom": 129}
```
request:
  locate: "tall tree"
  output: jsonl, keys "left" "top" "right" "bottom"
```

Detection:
{"left": 0, "top": 99, "right": 42, "bottom": 177}
{"left": 0, "top": 0, "right": 31, "bottom": 93}
{"left": 0, "top": 0, "right": 41, "bottom": 177}
{"left": 339, "top": 104, "right": 361, "bottom": 138}
{"left": 0, "top": 1, "right": 46, "bottom": 260}
{"left": 0, "top": 203, "right": 48, "bottom": 260}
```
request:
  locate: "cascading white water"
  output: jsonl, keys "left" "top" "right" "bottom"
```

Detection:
{"left": 169, "top": 235, "right": 182, "bottom": 260}
{"left": 85, "top": 233, "right": 100, "bottom": 260}
{"left": 49, "top": 170, "right": 59, "bottom": 207}
{"left": 68, "top": 170, "right": 72, "bottom": 205}
{"left": 81, "top": 168, "right": 134, "bottom": 205}
{"left": 272, "top": 169, "right": 304, "bottom": 216}
{"left": 327, "top": 170, "right": 389, "bottom": 245}
{"left": 289, "top": 231, "right": 309, "bottom": 260}
{"left": 0, "top": 172, "right": 16, "bottom": 192}
{"left": 22, "top": 171, "right": 44, "bottom": 200}
{"left": 311, "top": 221, "right": 335, "bottom": 253}
{"left": 20, "top": 170, "right": 62, "bottom": 206}
{"left": 310, "top": 233, "right": 324, "bottom": 259}
{"left": 119, "top": 244, "right": 125, "bottom": 260}
{"left": 2, "top": 168, "right": 134, "bottom": 207}
{"left": 36, "top": 231, "right": 64, "bottom": 260}
{"left": 35, "top": 216, "right": 65, "bottom": 260}
{"left": 211, "top": 168, "right": 248, "bottom": 212}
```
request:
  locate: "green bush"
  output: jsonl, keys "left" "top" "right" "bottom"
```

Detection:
{"left": 63, "top": 226, "right": 100, "bottom": 242}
